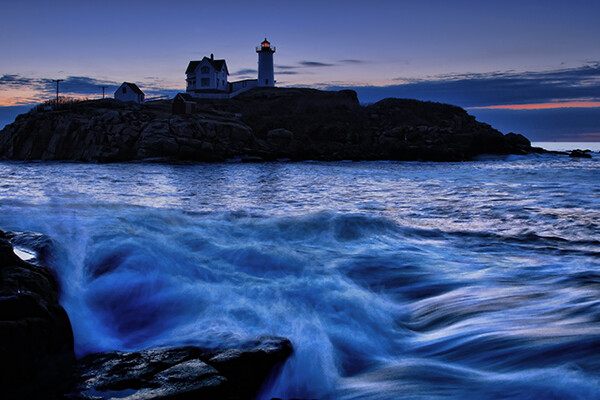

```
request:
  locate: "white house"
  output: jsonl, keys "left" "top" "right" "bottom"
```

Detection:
{"left": 114, "top": 82, "right": 145, "bottom": 104}
{"left": 185, "top": 54, "right": 230, "bottom": 94}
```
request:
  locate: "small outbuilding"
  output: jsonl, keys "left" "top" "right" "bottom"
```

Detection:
{"left": 172, "top": 93, "right": 197, "bottom": 115}
{"left": 114, "top": 82, "right": 145, "bottom": 104}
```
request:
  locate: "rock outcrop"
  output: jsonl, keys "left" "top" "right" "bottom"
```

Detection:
{"left": 0, "top": 88, "right": 533, "bottom": 162}
{"left": 569, "top": 149, "right": 592, "bottom": 158}
{"left": 0, "top": 230, "right": 75, "bottom": 399}
{"left": 67, "top": 336, "right": 292, "bottom": 400}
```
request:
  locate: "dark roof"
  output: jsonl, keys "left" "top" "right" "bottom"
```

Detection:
{"left": 185, "top": 57, "right": 228, "bottom": 75}
{"left": 123, "top": 82, "right": 143, "bottom": 95}
{"left": 173, "top": 93, "right": 195, "bottom": 102}
{"left": 208, "top": 58, "right": 227, "bottom": 72}
{"left": 185, "top": 61, "right": 201, "bottom": 75}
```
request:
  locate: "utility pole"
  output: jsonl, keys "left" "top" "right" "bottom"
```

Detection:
{"left": 100, "top": 86, "right": 107, "bottom": 99}
{"left": 51, "top": 79, "right": 64, "bottom": 103}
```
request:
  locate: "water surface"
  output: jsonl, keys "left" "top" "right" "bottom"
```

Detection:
{"left": 0, "top": 155, "right": 599, "bottom": 399}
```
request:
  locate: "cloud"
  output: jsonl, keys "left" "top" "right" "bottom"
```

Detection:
{"left": 57, "top": 76, "right": 120, "bottom": 95}
{"left": 379, "top": 62, "right": 600, "bottom": 108}
{"left": 0, "top": 74, "right": 52, "bottom": 94}
{"left": 413, "top": 62, "right": 600, "bottom": 84}
{"left": 0, "top": 74, "right": 118, "bottom": 96}
{"left": 231, "top": 68, "right": 257, "bottom": 75}
{"left": 299, "top": 61, "right": 336, "bottom": 67}
{"left": 276, "top": 65, "right": 298, "bottom": 70}
{"left": 275, "top": 71, "right": 299, "bottom": 75}
{"left": 276, "top": 60, "right": 359, "bottom": 73}
{"left": 0, "top": 74, "right": 36, "bottom": 87}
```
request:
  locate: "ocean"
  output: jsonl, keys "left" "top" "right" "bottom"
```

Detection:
{"left": 0, "top": 154, "right": 599, "bottom": 399}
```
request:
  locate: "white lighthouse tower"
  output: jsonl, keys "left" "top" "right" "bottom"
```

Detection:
{"left": 256, "top": 38, "right": 275, "bottom": 87}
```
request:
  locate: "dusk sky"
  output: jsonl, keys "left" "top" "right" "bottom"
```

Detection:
{"left": 1, "top": 0, "right": 599, "bottom": 141}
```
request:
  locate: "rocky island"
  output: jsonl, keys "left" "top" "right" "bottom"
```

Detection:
{"left": 0, "top": 88, "right": 533, "bottom": 162}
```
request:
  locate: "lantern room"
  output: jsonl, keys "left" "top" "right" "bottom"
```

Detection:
{"left": 256, "top": 38, "right": 276, "bottom": 53}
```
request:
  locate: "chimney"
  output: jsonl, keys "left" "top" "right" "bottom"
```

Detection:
{"left": 211, "top": 53, "right": 214, "bottom": 60}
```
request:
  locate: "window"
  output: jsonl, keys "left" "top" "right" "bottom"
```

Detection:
{"left": 265, "top": 79, "right": 269, "bottom": 85}
{"left": 200, "top": 66, "right": 210, "bottom": 74}
{"left": 201, "top": 78, "right": 210, "bottom": 87}
{"left": 122, "top": 87, "right": 127, "bottom": 94}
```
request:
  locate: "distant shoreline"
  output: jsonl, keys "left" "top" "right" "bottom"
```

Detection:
{"left": 532, "top": 141, "right": 600, "bottom": 152}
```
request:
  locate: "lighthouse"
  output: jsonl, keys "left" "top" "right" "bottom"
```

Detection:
{"left": 256, "top": 38, "right": 275, "bottom": 87}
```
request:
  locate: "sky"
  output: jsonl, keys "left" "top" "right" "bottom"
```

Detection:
{"left": 1, "top": 0, "right": 599, "bottom": 141}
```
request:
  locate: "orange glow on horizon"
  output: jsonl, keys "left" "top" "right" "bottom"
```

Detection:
{"left": 0, "top": 88, "right": 45, "bottom": 106}
{"left": 470, "top": 101, "right": 600, "bottom": 110}
{"left": 0, "top": 90, "right": 98, "bottom": 107}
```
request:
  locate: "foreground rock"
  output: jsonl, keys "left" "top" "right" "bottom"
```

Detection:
{"left": 0, "top": 88, "right": 533, "bottom": 162}
{"left": 67, "top": 336, "right": 293, "bottom": 400}
{"left": 0, "top": 230, "right": 75, "bottom": 399}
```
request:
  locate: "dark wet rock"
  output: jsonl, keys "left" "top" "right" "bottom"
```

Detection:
{"left": 267, "top": 128, "right": 294, "bottom": 141}
{"left": 569, "top": 149, "right": 592, "bottom": 158}
{"left": 69, "top": 348, "right": 227, "bottom": 399}
{"left": 0, "top": 88, "right": 535, "bottom": 162}
{"left": 6, "top": 230, "right": 66, "bottom": 267}
{"left": 0, "top": 230, "right": 75, "bottom": 399}
{"left": 66, "top": 336, "right": 293, "bottom": 400}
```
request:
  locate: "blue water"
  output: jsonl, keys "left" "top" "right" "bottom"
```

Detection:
{"left": 0, "top": 155, "right": 599, "bottom": 399}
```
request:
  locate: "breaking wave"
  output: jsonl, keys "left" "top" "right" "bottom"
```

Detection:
{"left": 0, "top": 157, "right": 599, "bottom": 399}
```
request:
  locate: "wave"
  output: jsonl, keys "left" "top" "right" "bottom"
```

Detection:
{"left": 3, "top": 207, "right": 600, "bottom": 399}
{"left": 2, "top": 158, "right": 599, "bottom": 399}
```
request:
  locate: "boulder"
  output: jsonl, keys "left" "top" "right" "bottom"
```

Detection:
{"left": 569, "top": 149, "right": 592, "bottom": 158}
{"left": 0, "top": 230, "right": 75, "bottom": 399}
